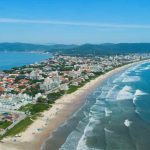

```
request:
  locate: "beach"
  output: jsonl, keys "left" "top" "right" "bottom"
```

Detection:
{"left": 0, "top": 60, "right": 149, "bottom": 150}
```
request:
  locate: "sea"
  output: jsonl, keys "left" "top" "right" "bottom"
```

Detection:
{"left": 0, "top": 52, "right": 51, "bottom": 70}
{"left": 42, "top": 61, "right": 150, "bottom": 150}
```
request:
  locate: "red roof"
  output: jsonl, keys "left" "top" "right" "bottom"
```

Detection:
{"left": 0, "top": 87, "right": 5, "bottom": 92}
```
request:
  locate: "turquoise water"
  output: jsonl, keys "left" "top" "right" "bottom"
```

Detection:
{"left": 42, "top": 61, "right": 150, "bottom": 150}
{"left": 0, "top": 52, "right": 51, "bottom": 70}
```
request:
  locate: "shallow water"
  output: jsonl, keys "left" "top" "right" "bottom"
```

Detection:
{"left": 42, "top": 61, "right": 150, "bottom": 150}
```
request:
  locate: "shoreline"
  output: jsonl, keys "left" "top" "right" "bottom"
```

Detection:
{"left": 0, "top": 59, "right": 149, "bottom": 150}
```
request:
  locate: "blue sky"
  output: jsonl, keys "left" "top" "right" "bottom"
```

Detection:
{"left": 0, "top": 0, "right": 150, "bottom": 44}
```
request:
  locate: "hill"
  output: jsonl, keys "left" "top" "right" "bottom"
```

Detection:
{"left": 1, "top": 43, "right": 150, "bottom": 56}
{"left": 0, "top": 43, "right": 77, "bottom": 52}
{"left": 52, "top": 43, "right": 150, "bottom": 56}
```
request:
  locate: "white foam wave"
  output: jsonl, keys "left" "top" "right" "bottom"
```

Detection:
{"left": 133, "top": 97, "right": 137, "bottom": 104}
{"left": 117, "top": 86, "right": 134, "bottom": 100}
{"left": 113, "top": 73, "right": 126, "bottom": 83}
{"left": 124, "top": 119, "right": 132, "bottom": 127}
{"left": 95, "top": 100, "right": 105, "bottom": 106}
{"left": 76, "top": 118, "right": 101, "bottom": 150}
{"left": 76, "top": 136, "right": 101, "bottom": 150}
{"left": 135, "top": 109, "right": 140, "bottom": 115}
{"left": 76, "top": 136, "right": 88, "bottom": 150}
{"left": 139, "top": 65, "right": 150, "bottom": 71}
{"left": 133, "top": 89, "right": 147, "bottom": 104}
{"left": 99, "top": 91, "right": 109, "bottom": 99}
{"left": 122, "top": 76, "right": 140, "bottom": 82}
{"left": 112, "top": 68, "right": 136, "bottom": 83}
{"left": 105, "top": 108, "right": 112, "bottom": 117}
{"left": 59, "top": 119, "right": 88, "bottom": 150}
{"left": 135, "top": 89, "right": 147, "bottom": 96}
{"left": 104, "top": 127, "right": 114, "bottom": 133}
{"left": 135, "top": 70, "right": 141, "bottom": 72}
{"left": 106, "top": 84, "right": 118, "bottom": 99}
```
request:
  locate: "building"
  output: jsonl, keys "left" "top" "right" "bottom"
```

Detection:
{"left": 40, "top": 71, "right": 61, "bottom": 91}
{"left": 29, "top": 69, "right": 43, "bottom": 80}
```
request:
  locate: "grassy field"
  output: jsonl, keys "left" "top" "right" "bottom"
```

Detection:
{"left": 0, "top": 103, "right": 51, "bottom": 138}
{"left": 47, "top": 91, "right": 65, "bottom": 103}
{"left": 0, "top": 117, "right": 33, "bottom": 138}
{"left": 66, "top": 85, "right": 79, "bottom": 94}
{"left": 0, "top": 121, "right": 12, "bottom": 129}
{"left": 19, "top": 103, "right": 50, "bottom": 115}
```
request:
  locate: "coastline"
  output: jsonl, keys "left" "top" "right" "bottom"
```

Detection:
{"left": 0, "top": 59, "right": 149, "bottom": 150}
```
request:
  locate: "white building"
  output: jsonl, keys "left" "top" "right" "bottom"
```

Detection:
{"left": 40, "top": 71, "right": 61, "bottom": 91}
{"left": 59, "top": 83, "right": 69, "bottom": 91}
{"left": 89, "top": 65, "right": 103, "bottom": 73}
{"left": 29, "top": 69, "right": 43, "bottom": 80}
{"left": 69, "top": 69, "right": 82, "bottom": 79}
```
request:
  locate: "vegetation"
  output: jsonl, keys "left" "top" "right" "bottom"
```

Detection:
{"left": 19, "top": 103, "right": 50, "bottom": 115}
{"left": 0, "top": 103, "right": 51, "bottom": 138}
{"left": 10, "top": 90, "right": 19, "bottom": 94}
{"left": 3, "top": 70, "right": 14, "bottom": 74}
{"left": 59, "top": 65, "right": 74, "bottom": 71}
{"left": 47, "top": 91, "right": 65, "bottom": 103}
{"left": 1, "top": 117, "right": 33, "bottom": 138}
{"left": 23, "top": 84, "right": 43, "bottom": 97}
{"left": 37, "top": 96, "right": 47, "bottom": 103}
{"left": 4, "top": 91, "right": 65, "bottom": 138}
{"left": 66, "top": 85, "right": 79, "bottom": 94}
{"left": 0, "top": 121, "right": 12, "bottom": 129}
{"left": 1, "top": 43, "right": 150, "bottom": 56}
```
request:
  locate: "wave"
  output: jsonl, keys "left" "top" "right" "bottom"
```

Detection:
{"left": 139, "top": 65, "right": 150, "bottom": 71}
{"left": 76, "top": 135, "right": 102, "bottom": 150}
{"left": 113, "top": 63, "right": 143, "bottom": 83}
{"left": 133, "top": 89, "right": 148, "bottom": 104}
{"left": 122, "top": 76, "right": 140, "bottom": 83}
{"left": 113, "top": 73, "right": 126, "bottom": 83}
{"left": 104, "top": 127, "right": 114, "bottom": 134}
{"left": 134, "top": 89, "right": 147, "bottom": 96}
{"left": 106, "top": 84, "right": 118, "bottom": 100}
{"left": 99, "top": 91, "right": 109, "bottom": 99}
{"left": 105, "top": 108, "right": 112, "bottom": 117}
{"left": 76, "top": 118, "right": 98, "bottom": 150}
{"left": 76, "top": 119, "right": 103, "bottom": 150}
{"left": 135, "top": 109, "right": 140, "bottom": 115}
{"left": 124, "top": 119, "right": 132, "bottom": 127}
{"left": 117, "top": 86, "right": 134, "bottom": 100}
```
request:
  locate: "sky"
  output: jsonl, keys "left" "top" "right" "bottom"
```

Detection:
{"left": 0, "top": 0, "right": 150, "bottom": 44}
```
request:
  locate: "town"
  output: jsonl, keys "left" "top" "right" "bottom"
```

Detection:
{"left": 0, "top": 53, "right": 149, "bottom": 138}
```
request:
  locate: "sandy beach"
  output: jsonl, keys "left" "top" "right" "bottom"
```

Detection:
{"left": 0, "top": 60, "right": 149, "bottom": 150}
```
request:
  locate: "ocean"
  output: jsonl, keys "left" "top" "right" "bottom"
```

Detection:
{"left": 42, "top": 61, "right": 150, "bottom": 150}
{"left": 0, "top": 52, "right": 51, "bottom": 70}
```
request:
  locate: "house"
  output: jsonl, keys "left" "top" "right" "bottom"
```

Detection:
{"left": 0, "top": 87, "right": 5, "bottom": 95}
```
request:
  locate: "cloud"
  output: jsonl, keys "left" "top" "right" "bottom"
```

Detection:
{"left": 0, "top": 18, "right": 150, "bottom": 29}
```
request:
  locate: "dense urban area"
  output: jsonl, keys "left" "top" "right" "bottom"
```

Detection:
{"left": 0, "top": 53, "right": 149, "bottom": 139}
